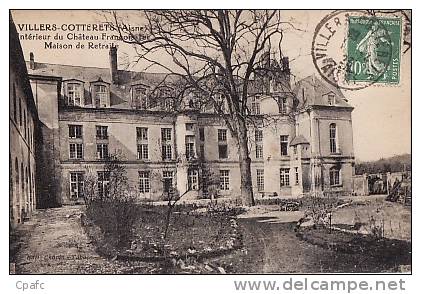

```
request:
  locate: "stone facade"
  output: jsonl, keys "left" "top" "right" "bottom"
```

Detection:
{"left": 9, "top": 15, "right": 38, "bottom": 227}
{"left": 27, "top": 47, "right": 355, "bottom": 205}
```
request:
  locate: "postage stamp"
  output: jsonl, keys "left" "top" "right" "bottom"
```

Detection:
{"left": 347, "top": 16, "right": 402, "bottom": 84}
{"left": 311, "top": 10, "right": 404, "bottom": 90}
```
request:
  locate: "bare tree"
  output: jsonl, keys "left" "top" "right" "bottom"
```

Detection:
{"left": 106, "top": 10, "right": 297, "bottom": 206}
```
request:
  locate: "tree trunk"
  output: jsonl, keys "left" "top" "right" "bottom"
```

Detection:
{"left": 236, "top": 118, "right": 255, "bottom": 206}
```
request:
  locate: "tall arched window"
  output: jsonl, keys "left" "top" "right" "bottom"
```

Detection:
{"left": 21, "top": 163, "right": 24, "bottom": 198}
{"left": 15, "top": 158, "right": 19, "bottom": 189}
{"left": 19, "top": 98, "right": 22, "bottom": 126}
{"left": 13, "top": 83, "right": 17, "bottom": 121}
{"left": 329, "top": 123, "right": 337, "bottom": 153}
{"left": 26, "top": 167, "right": 29, "bottom": 200}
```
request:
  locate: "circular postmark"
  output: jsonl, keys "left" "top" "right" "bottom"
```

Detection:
{"left": 311, "top": 10, "right": 398, "bottom": 91}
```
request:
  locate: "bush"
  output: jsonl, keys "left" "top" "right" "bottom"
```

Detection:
{"left": 86, "top": 198, "right": 140, "bottom": 248}
{"left": 83, "top": 153, "right": 140, "bottom": 248}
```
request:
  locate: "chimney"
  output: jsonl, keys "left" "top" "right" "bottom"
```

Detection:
{"left": 109, "top": 46, "right": 118, "bottom": 84}
{"left": 29, "top": 52, "right": 35, "bottom": 70}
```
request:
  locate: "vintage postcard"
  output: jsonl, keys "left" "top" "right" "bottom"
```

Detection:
{"left": 9, "top": 9, "right": 411, "bottom": 278}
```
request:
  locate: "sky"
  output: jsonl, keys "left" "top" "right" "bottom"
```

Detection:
{"left": 11, "top": 10, "right": 411, "bottom": 161}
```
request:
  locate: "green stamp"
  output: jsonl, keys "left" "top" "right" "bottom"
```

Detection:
{"left": 347, "top": 16, "right": 402, "bottom": 84}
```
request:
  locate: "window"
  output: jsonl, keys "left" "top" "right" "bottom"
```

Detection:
{"left": 255, "top": 129, "right": 263, "bottom": 142}
{"left": 139, "top": 171, "right": 151, "bottom": 193}
{"left": 257, "top": 169, "right": 264, "bottom": 192}
{"left": 13, "top": 83, "right": 17, "bottom": 121}
{"left": 218, "top": 129, "right": 227, "bottom": 142}
{"left": 133, "top": 86, "right": 148, "bottom": 109}
{"left": 161, "top": 144, "right": 172, "bottom": 160}
{"left": 199, "top": 144, "right": 205, "bottom": 160}
{"left": 186, "top": 123, "right": 195, "bottom": 131}
{"left": 136, "top": 127, "right": 148, "bottom": 160}
{"left": 327, "top": 94, "right": 335, "bottom": 106}
{"left": 255, "top": 129, "right": 263, "bottom": 159}
{"left": 218, "top": 145, "right": 228, "bottom": 159}
{"left": 280, "top": 168, "right": 290, "bottom": 187}
{"left": 163, "top": 171, "right": 174, "bottom": 193}
{"left": 96, "top": 126, "right": 108, "bottom": 139}
{"left": 68, "top": 125, "right": 82, "bottom": 138}
{"left": 163, "top": 98, "right": 174, "bottom": 111}
{"left": 161, "top": 128, "right": 172, "bottom": 160}
{"left": 94, "top": 84, "right": 108, "bottom": 108}
{"left": 137, "top": 127, "right": 148, "bottom": 141}
{"left": 97, "top": 171, "right": 110, "bottom": 198}
{"left": 329, "top": 123, "right": 337, "bottom": 153}
{"left": 70, "top": 172, "right": 84, "bottom": 199}
{"left": 199, "top": 127, "right": 205, "bottom": 141}
{"left": 137, "top": 144, "right": 149, "bottom": 160}
{"left": 220, "top": 170, "right": 230, "bottom": 191}
{"left": 161, "top": 128, "right": 172, "bottom": 141}
{"left": 21, "top": 163, "right": 24, "bottom": 194}
{"left": 215, "top": 93, "right": 226, "bottom": 113}
{"left": 329, "top": 167, "right": 341, "bottom": 186}
{"left": 256, "top": 145, "right": 263, "bottom": 159}
{"left": 15, "top": 158, "right": 19, "bottom": 194}
{"left": 97, "top": 144, "right": 108, "bottom": 159}
{"left": 24, "top": 111, "right": 27, "bottom": 139}
{"left": 293, "top": 146, "right": 298, "bottom": 155}
{"left": 251, "top": 96, "right": 261, "bottom": 115}
{"left": 19, "top": 98, "right": 22, "bottom": 126}
{"left": 69, "top": 143, "right": 83, "bottom": 159}
{"left": 187, "top": 169, "right": 198, "bottom": 190}
{"left": 279, "top": 97, "right": 287, "bottom": 114}
{"left": 295, "top": 167, "right": 299, "bottom": 185}
{"left": 218, "top": 129, "right": 228, "bottom": 159}
{"left": 280, "top": 135, "right": 289, "bottom": 156}
{"left": 185, "top": 136, "right": 195, "bottom": 159}
{"left": 67, "top": 83, "right": 82, "bottom": 106}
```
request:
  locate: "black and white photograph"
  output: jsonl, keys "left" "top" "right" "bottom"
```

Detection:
{"left": 8, "top": 7, "right": 412, "bottom": 282}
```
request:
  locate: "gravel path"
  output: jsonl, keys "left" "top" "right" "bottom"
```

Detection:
{"left": 10, "top": 206, "right": 156, "bottom": 274}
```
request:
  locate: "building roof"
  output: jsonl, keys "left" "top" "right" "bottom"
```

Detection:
{"left": 26, "top": 62, "right": 181, "bottom": 109}
{"left": 290, "top": 135, "right": 310, "bottom": 146}
{"left": 293, "top": 74, "right": 353, "bottom": 109}
{"left": 26, "top": 55, "right": 351, "bottom": 113}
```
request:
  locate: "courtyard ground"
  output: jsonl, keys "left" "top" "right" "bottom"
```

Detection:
{"left": 10, "top": 206, "right": 158, "bottom": 274}
{"left": 10, "top": 199, "right": 411, "bottom": 274}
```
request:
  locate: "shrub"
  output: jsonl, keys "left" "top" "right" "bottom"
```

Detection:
{"left": 84, "top": 153, "right": 140, "bottom": 248}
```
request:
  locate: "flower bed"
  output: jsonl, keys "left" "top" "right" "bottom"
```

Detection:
{"left": 81, "top": 204, "right": 243, "bottom": 263}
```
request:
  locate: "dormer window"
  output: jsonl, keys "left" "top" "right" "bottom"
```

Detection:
{"left": 278, "top": 96, "right": 287, "bottom": 114}
{"left": 66, "top": 82, "right": 83, "bottom": 106}
{"left": 214, "top": 93, "right": 226, "bottom": 113}
{"left": 250, "top": 96, "right": 261, "bottom": 115}
{"left": 133, "top": 86, "right": 148, "bottom": 109}
{"left": 91, "top": 79, "right": 110, "bottom": 108}
{"left": 327, "top": 94, "right": 335, "bottom": 106}
{"left": 94, "top": 85, "right": 108, "bottom": 108}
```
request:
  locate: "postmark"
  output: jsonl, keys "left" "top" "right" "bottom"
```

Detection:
{"left": 311, "top": 10, "right": 402, "bottom": 90}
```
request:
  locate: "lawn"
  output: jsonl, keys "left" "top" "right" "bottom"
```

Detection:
{"left": 331, "top": 196, "right": 411, "bottom": 241}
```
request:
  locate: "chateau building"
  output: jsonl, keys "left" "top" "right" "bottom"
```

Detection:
{"left": 10, "top": 15, "right": 38, "bottom": 227}
{"left": 26, "top": 46, "right": 355, "bottom": 205}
